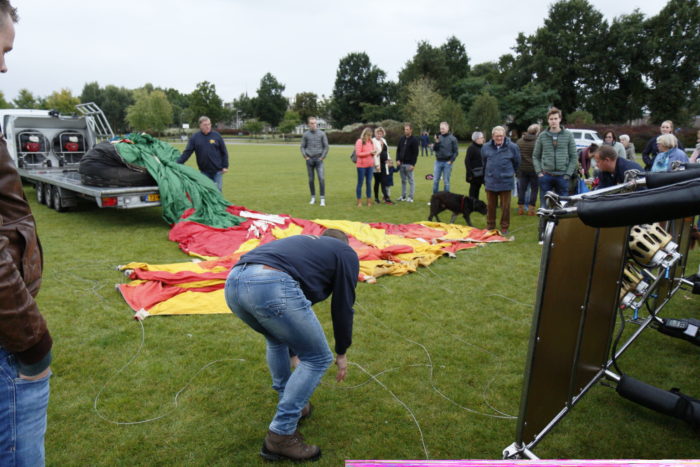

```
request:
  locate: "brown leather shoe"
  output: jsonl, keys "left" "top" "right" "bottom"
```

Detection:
{"left": 517, "top": 206, "right": 524, "bottom": 216}
{"left": 300, "top": 402, "right": 313, "bottom": 422}
{"left": 528, "top": 206, "right": 536, "bottom": 216}
{"left": 261, "top": 430, "right": 321, "bottom": 462}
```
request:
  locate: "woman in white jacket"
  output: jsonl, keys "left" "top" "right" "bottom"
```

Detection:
{"left": 371, "top": 127, "right": 394, "bottom": 204}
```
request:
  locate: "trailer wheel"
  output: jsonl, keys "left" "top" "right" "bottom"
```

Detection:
{"left": 42, "top": 184, "right": 52, "bottom": 206}
{"left": 50, "top": 186, "right": 64, "bottom": 212}
{"left": 35, "top": 182, "right": 45, "bottom": 204}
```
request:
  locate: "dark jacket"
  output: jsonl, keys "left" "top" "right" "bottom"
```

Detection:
{"left": 177, "top": 130, "right": 229, "bottom": 172}
{"left": 481, "top": 137, "right": 521, "bottom": 192}
{"left": 435, "top": 133, "right": 458, "bottom": 162}
{"left": 396, "top": 135, "right": 419, "bottom": 166}
{"left": 237, "top": 235, "right": 359, "bottom": 355}
{"left": 516, "top": 133, "right": 537, "bottom": 174}
{"left": 465, "top": 143, "right": 483, "bottom": 183}
{"left": 597, "top": 157, "right": 643, "bottom": 189}
{"left": 0, "top": 135, "right": 52, "bottom": 376}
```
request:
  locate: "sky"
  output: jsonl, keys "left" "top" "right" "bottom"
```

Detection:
{"left": 3, "top": 0, "right": 665, "bottom": 104}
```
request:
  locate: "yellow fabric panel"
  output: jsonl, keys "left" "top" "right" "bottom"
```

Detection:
{"left": 174, "top": 280, "right": 225, "bottom": 289}
{"left": 314, "top": 219, "right": 390, "bottom": 248}
{"left": 147, "top": 289, "right": 229, "bottom": 316}
{"left": 234, "top": 238, "right": 261, "bottom": 254}
{"left": 119, "top": 261, "right": 228, "bottom": 274}
{"left": 273, "top": 223, "right": 303, "bottom": 239}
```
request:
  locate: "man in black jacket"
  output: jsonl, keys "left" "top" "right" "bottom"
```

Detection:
{"left": 396, "top": 123, "right": 419, "bottom": 202}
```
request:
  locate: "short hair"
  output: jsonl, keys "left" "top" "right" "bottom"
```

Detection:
{"left": 619, "top": 134, "right": 630, "bottom": 143}
{"left": 360, "top": 127, "right": 373, "bottom": 142}
{"left": 307, "top": 116, "right": 317, "bottom": 123}
{"left": 603, "top": 130, "right": 617, "bottom": 141}
{"left": 198, "top": 116, "right": 211, "bottom": 124}
{"left": 0, "top": 1, "right": 18, "bottom": 25}
{"left": 322, "top": 228, "right": 349, "bottom": 244}
{"left": 596, "top": 145, "right": 618, "bottom": 160}
{"left": 491, "top": 125, "right": 506, "bottom": 136}
{"left": 440, "top": 121, "right": 449, "bottom": 129}
{"left": 404, "top": 122, "right": 413, "bottom": 130}
{"left": 527, "top": 123, "right": 541, "bottom": 135}
{"left": 471, "top": 131, "right": 484, "bottom": 141}
{"left": 547, "top": 107, "right": 562, "bottom": 119}
{"left": 374, "top": 126, "right": 385, "bottom": 137}
{"left": 657, "top": 133, "right": 678, "bottom": 149}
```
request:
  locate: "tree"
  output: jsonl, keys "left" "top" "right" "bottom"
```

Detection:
{"left": 292, "top": 92, "right": 319, "bottom": 123}
{"left": 188, "top": 81, "right": 224, "bottom": 126}
{"left": 501, "top": 82, "right": 559, "bottom": 131}
{"left": 403, "top": 78, "right": 443, "bottom": 132}
{"left": 440, "top": 98, "right": 469, "bottom": 139}
{"left": 80, "top": 81, "right": 103, "bottom": 105}
{"left": 13, "top": 89, "right": 38, "bottom": 109}
{"left": 44, "top": 88, "right": 80, "bottom": 114}
{"left": 467, "top": 92, "right": 502, "bottom": 133}
{"left": 101, "top": 85, "right": 134, "bottom": 134}
{"left": 278, "top": 110, "right": 301, "bottom": 135}
{"left": 644, "top": 0, "right": 700, "bottom": 124}
{"left": 441, "top": 36, "right": 470, "bottom": 97}
{"left": 243, "top": 118, "right": 266, "bottom": 137}
{"left": 125, "top": 88, "right": 173, "bottom": 134}
{"left": 253, "top": 73, "right": 288, "bottom": 127}
{"left": 163, "top": 87, "right": 190, "bottom": 127}
{"left": 360, "top": 103, "right": 402, "bottom": 123}
{"left": 398, "top": 41, "right": 450, "bottom": 97}
{"left": 331, "top": 52, "right": 387, "bottom": 128}
{"left": 567, "top": 110, "right": 595, "bottom": 125}
{"left": 0, "top": 91, "right": 11, "bottom": 109}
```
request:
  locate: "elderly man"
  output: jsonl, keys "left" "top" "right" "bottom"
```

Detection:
{"left": 432, "top": 121, "right": 459, "bottom": 196}
{"left": 1, "top": 3, "right": 53, "bottom": 466}
{"left": 396, "top": 123, "right": 419, "bottom": 202}
{"left": 177, "top": 116, "right": 229, "bottom": 191}
{"left": 225, "top": 229, "right": 359, "bottom": 462}
{"left": 481, "top": 126, "right": 520, "bottom": 234}
{"left": 594, "top": 145, "right": 643, "bottom": 189}
{"left": 300, "top": 117, "right": 329, "bottom": 206}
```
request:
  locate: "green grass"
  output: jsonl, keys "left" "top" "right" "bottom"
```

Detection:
{"left": 30, "top": 142, "right": 699, "bottom": 465}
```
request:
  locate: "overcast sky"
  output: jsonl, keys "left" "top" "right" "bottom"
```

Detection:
{"left": 3, "top": 0, "right": 664, "bottom": 104}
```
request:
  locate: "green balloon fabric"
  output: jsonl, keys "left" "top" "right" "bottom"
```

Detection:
{"left": 114, "top": 134, "right": 245, "bottom": 228}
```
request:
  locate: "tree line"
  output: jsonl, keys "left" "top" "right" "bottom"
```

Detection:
{"left": 1, "top": 0, "right": 697, "bottom": 138}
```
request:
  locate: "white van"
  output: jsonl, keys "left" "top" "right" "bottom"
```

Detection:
{"left": 569, "top": 129, "right": 602, "bottom": 150}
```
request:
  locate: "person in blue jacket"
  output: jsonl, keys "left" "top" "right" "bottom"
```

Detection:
{"left": 481, "top": 126, "right": 520, "bottom": 234}
{"left": 177, "top": 116, "right": 229, "bottom": 191}
{"left": 224, "top": 229, "right": 359, "bottom": 462}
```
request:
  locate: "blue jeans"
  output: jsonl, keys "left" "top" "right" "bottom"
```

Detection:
{"left": 538, "top": 173, "right": 568, "bottom": 206}
{"left": 225, "top": 264, "right": 333, "bottom": 435}
{"left": 201, "top": 170, "right": 224, "bottom": 191}
{"left": 356, "top": 166, "right": 373, "bottom": 199}
{"left": 432, "top": 160, "right": 453, "bottom": 193}
{"left": 517, "top": 172, "right": 539, "bottom": 208}
{"left": 305, "top": 158, "right": 325, "bottom": 197}
{"left": 0, "top": 348, "right": 50, "bottom": 467}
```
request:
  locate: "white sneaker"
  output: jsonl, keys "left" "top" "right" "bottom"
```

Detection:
{"left": 427, "top": 201, "right": 431, "bottom": 206}
{"left": 407, "top": 198, "right": 414, "bottom": 203}
{"left": 320, "top": 198, "right": 326, "bottom": 207}
{"left": 309, "top": 197, "right": 315, "bottom": 205}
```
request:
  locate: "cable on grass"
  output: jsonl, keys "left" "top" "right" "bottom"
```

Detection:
{"left": 93, "top": 319, "right": 246, "bottom": 425}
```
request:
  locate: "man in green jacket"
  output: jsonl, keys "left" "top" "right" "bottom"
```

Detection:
{"left": 532, "top": 107, "right": 578, "bottom": 204}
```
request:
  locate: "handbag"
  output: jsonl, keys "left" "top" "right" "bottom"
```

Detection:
{"left": 350, "top": 150, "right": 357, "bottom": 163}
{"left": 471, "top": 166, "right": 484, "bottom": 178}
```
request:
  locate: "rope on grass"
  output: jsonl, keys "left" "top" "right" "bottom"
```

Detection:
{"left": 93, "top": 319, "right": 246, "bottom": 425}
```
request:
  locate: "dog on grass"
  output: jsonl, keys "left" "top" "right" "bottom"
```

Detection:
{"left": 428, "top": 191, "right": 487, "bottom": 226}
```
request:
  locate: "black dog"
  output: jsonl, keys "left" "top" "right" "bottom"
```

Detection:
{"left": 428, "top": 191, "right": 487, "bottom": 226}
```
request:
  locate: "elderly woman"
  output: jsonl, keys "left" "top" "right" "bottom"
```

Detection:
{"left": 642, "top": 120, "right": 685, "bottom": 170}
{"left": 354, "top": 127, "right": 376, "bottom": 206}
{"left": 602, "top": 130, "right": 626, "bottom": 160}
{"left": 651, "top": 133, "right": 688, "bottom": 172}
{"left": 465, "top": 131, "right": 485, "bottom": 200}
{"left": 481, "top": 126, "right": 520, "bottom": 235}
{"left": 371, "top": 127, "right": 393, "bottom": 204}
{"left": 619, "top": 134, "right": 636, "bottom": 161}
{"left": 690, "top": 129, "right": 700, "bottom": 164}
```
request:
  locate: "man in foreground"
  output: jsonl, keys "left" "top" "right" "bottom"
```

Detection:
{"left": 0, "top": 2, "right": 53, "bottom": 465}
{"left": 300, "top": 117, "right": 329, "bottom": 206}
{"left": 224, "top": 229, "right": 359, "bottom": 462}
{"left": 594, "top": 145, "right": 643, "bottom": 189}
{"left": 177, "top": 116, "right": 229, "bottom": 191}
{"left": 432, "top": 121, "right": 459, "bottom": 195}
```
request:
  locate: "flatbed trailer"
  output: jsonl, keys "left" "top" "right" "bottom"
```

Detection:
{"left": 1, "top": 103, "right": 161, "bottom": 212}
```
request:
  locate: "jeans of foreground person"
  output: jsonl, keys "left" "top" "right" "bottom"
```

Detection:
{"left": 0, "top": 348, "right": 50, "bottom": 467}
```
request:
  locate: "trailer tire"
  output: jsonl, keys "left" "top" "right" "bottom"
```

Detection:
{"left": 35, "top": 182, "right": 45, "bottom": 204}
{"left": 50, "top": 185, "right": 64, "bottom": 212}
{"left": 42, "top": 183, "right": 51, "bottom": 206}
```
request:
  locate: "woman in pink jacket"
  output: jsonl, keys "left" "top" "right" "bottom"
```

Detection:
{"left": 355, "top": 127, "right": 376, "bottom": 207}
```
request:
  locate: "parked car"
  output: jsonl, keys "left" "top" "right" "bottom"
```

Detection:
{"left": 569, "top": 129, "right": 602, "bottom": 150}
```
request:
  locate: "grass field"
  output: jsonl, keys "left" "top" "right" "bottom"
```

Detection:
{"left": 30, "top": 141, "right": 699, "bottom": 465}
